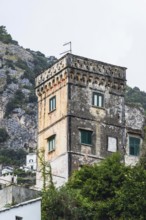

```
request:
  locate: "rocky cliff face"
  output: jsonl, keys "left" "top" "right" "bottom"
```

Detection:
{"left": 0, "top": 40, "right": 56, "bottom": 151}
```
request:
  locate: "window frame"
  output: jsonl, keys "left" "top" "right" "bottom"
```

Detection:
{"left": 49, "top": 96, "right": 56, "bottom": 112}
{"left": 80, "top": 129, "right": 92, "bottom": 146}
{"left": 129, "top": 136, "right": 140, "bottom": 156}
{"left": 92, "top": 92, "right": 104, "bottom": 108}
{"left": 48, "top": 135, "right": 56, "bottom": 152}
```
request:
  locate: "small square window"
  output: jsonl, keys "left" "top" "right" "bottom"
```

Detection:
{"left": 80, "top": 130, "right": 92, "bottom": 145}
{"left": 16, "top": 217, "right": 23, "bottom": 220}
{"left": 92, "top": 92, "right": 104, "bottom": 107}
{"left": 49, "top": 96, "right": 56, "bottom": 112}
{"left": 48, "top": 135, "right": 56, "bottom": 152}
{"left": 129, "top": 137, "right": 140, "bottom": 156}
{"left": 108, "top": 137, "right": 117, "bottom": 152}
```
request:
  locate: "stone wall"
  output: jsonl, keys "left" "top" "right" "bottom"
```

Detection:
{"left": 0, "top": 185, "right": 40, "bottom": 209}
{"left": 36, "top": 54, "right": 129, "bottom": 186}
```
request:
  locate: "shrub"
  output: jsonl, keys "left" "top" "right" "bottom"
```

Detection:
{"left": 28, "top": 93, "right": 37, "bottom": 103}
{"left": 5, "top": 59, "right": 15, "bottom": 70}
{"left": 5, "top": 89, "right": 25, "bottom": 117}
{"left": 0, "top": 128, "right": 9, "bottom": 142}
{"left": 15, "top": 59, "right": 35, "bottom": 84}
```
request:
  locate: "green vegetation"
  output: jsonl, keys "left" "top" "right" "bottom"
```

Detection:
{"left": 0, "top": 148, "right": 27, "bottom": 167}
{"left": 28, "top": 92, "right": 37, "bottom": 103}
{"left": 0, "top": 26, "right": 18, "bottom": 45}
{"left": 5, "top": 89, "right": 25, "bottom": 117}
{"left": 42, "top": 153, "right": 146, "bottom": 220}
{"left": 0, "top": 128, "right": 9, "bottom": 143}
{"left": 125, "top": 86, "right": 146, "bottom": 114}
{"left": 18, "top": 52, "right": 56, "bottom": 85}
{"left": 5, "top": 59, "right": 15, "bottom": 70}
{"left": 14, "top": 168, "right": 36, "bottom": 187}
{"left": 15, "top": 59, "right": 35, "bottom": 85}
{"left": 31, "top": 51, "right": 57, "bottom": 77}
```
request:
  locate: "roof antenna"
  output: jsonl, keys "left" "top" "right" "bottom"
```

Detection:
{"left": 60, "top": 41, "right": 72, "bottom": 55}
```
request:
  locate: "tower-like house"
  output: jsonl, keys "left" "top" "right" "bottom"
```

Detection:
{"left": 35, "top": 54, "right": 144, "bottom": 188}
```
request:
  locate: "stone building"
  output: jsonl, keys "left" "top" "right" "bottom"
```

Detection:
{"left": 35, "top": 53, "right": 145, "bottom": 188}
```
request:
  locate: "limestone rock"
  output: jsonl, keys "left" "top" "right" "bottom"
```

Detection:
{"left": 0, "top": 41, "right": 57, "bottom": 150}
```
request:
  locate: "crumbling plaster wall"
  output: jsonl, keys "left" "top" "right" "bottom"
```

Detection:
{"left": 68, "top": 78, "right": 125, "bottom": 170}
{"left": 125, "top": 104, "right": 145, "bottom": 130}
{"left": 125, "top": 104, "right": 145, "bottom": 166}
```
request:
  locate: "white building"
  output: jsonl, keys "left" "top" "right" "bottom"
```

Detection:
{"left": 26, "top": 153, "right": 37, "bottom": 170}
{"left": 2, "top": 166, "right": 13, "bottom": 175}
{"left": 0, "top": 174, "right": 17, "bottom": 188}
{"left": 0, "top": 197, "right": 41, "bottom": 220}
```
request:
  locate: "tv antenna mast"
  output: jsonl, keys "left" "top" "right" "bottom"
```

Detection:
{"left": 60, "top": 41, "right": 72, "bottom": 55}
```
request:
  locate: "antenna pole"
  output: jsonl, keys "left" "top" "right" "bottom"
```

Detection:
{"left": 60, "top": 41, "right": 72, "bottom": 55}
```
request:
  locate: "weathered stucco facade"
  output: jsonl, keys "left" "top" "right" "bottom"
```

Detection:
{"left": 35, "top": 53, "right": 145, "bottom": 188}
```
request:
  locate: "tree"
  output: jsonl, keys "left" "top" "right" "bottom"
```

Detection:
{"left": 0, "top": 26, "right": 18, "bottom": 45}
{"left": 67, "top": 153, "right": 130, "bottom": 219}
{"left": 42, "top": 153, "right": 146, "bottom": 219}
{"left": 114, "top": 165, "right": 146, "bottom": 220}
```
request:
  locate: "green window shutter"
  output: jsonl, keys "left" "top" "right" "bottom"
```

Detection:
{"left": 80, "top": 130, "right": 92, "bottom": 145}
{"left": 129, "top": 137, "right": 140, "bottom": 156}
{"left": 87, "top": 131, "right": 92, "bottom": 144}
{"left": 135, "top": 138, "right": 140, "bottom": 155}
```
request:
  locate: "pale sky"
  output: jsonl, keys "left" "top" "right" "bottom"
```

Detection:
{"left": 0, "top": 0, "right": 146, "bottom": 91}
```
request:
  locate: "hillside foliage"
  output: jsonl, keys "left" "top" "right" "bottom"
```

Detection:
{"left": 0, "top": 128, "right": 9, "bottom": 143}
{"left": 0, "top": 148, "right": 27, "bottom": 167}
{"left": 125, "top": 86, "right": 146, "bottom": 113}
{"left": 0, "top": 26, "right": 18, "bottom": 45}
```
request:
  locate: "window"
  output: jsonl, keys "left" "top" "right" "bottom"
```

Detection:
{"left": 129, "top": 137, "right": 140, "bottom": 156}
{"left": 107, "top": 137, "right": 117, "bottom": 152}
{"left": 48, "top": 135, "right": 56, "bottom": 152}
{"left": 49, "top": 96, "right": 56, "bottom": 112}
{"left": 80, "top": 130, "right": 92, "bottom": 145}
{"left": 16, "top": 217, "right": 23, "bottom": 220}
{"left": 92, "top": 92, "right": 104, "bottom": 107}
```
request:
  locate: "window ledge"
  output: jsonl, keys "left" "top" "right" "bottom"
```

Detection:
{"left": 48, "top": 109, "right": 56, "bottom": 114}
{"left": 92, "top": 105, "right": 105, "bottom": 110}
{"left": 81, "top": 143, "right": 92, "bottom": 147}
{"left": 48, "top": 149, "right": 55, "bottom": 154}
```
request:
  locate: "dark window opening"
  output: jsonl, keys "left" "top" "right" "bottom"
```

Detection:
{"left": 80, "top": 130, "right": 92, "bottom": 145}
{"left": 16, "top": 216, "right": 23, "bottom": 220}
{"left": 129, "top": 137, "right": 140, "bottom": 156}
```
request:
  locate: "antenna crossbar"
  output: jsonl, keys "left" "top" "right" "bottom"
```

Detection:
{"left": 60, "top": 41, "right": 72, "bottom": 55}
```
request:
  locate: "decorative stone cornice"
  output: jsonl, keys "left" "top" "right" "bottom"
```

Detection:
{"left": 35, "top": 54, "right": 126, "bottom": 96}
{"left": 67, "top": 54, "right": 126, "bottom": 80}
